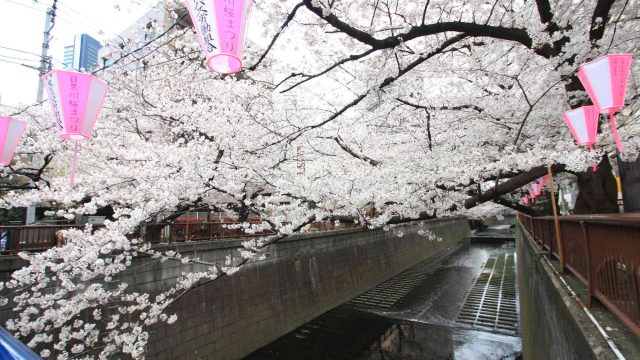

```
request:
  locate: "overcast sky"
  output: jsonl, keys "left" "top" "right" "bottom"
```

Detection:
{"left": 0, "top": 0, "right": 155, "bottom": 107}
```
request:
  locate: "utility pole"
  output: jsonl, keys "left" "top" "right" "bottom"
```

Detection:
{"left": 26, "top": 1, "right": 58, "bottom": 225}
{"left": 36, "top": 0, "right": 58, "bottom": 102}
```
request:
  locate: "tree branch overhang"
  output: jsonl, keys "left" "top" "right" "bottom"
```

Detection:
{"left": 302, "top": 0, "right": 543, "bottom": 55}
{"left": 464, "top": 164, "right": 566, "bottom": 209}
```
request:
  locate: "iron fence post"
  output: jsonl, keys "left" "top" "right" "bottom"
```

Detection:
{"left": 580, "top": 221, "right": 594, "bottom": 307}
{"left": 547, "top": 165, "right": 564, "bottom": 272}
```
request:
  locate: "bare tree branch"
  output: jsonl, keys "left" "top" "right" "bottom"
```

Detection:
{"left": 493, "top": 197, "right": 539, "bottom": 216}
{"left": 278, "top": 48, "right": 377, "bottom": 92}
{"left": 333, "top": 136, "right": 381, "bottom": 166}
{"left": 590, "top": 0, "right": 616, "bottom": 43}
{"left": 248, "top": 2, "right": 305, "bottom": 71}
{"left": 301, "top": 0, "right": 549, "bottom": 55}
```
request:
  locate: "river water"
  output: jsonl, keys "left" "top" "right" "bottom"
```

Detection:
{"left": 246, "top": 241, "right": 522, "bottom": 360}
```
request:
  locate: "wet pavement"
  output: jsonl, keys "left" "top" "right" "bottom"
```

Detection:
{"left": 245, "top": 240, "right": 522, "bottom": 360}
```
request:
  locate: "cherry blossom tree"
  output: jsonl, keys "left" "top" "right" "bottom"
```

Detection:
{"left": 1, "top": 0, "right": 639, "bottom": 357}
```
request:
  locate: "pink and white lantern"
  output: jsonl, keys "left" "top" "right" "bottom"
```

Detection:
{"left": 578, "top": 54, "right": 633, "bottom": 153}
{"left": 563, "top": 105, "right": 600, "bottom": 171}
{"left": 185, "top": 0, "right": 254, "bottom": 74}
{"left": 42, "top": 69, "right": 108, "bottom": 187}
{"left": 532, "top": 183, "right": 541, "bottom": 197}
{"left": 0, "top": 116, "right": 27, "bottom": 166}
{"left": 563, "top": 105, "right": 599, "bottom": 148}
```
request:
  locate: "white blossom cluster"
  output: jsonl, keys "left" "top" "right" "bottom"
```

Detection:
{"left": 0, "top": 0, "right": 638, "bottom": 357}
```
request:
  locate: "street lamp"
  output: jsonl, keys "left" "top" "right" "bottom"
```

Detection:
{"left": 184, "top": 0, "right": 254, "bottom": 74}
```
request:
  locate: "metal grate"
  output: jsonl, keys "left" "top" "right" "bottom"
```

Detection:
{"left": 456, "top": 252, "right": 519, "bottom": 335}
{"left": 349, "top": 270, "right": 425, "bottom": 308}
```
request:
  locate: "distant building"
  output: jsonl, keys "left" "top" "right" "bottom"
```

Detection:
{"left": 98, "top": 7, "right": 191, "bottom": 69}
{"left": 63, "top": 34, "right": 103, "bottom": 71}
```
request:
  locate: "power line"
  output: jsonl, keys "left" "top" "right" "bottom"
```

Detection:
{"left": 55, "top": 2, "right": 105, "bottom": 33}
{"left": 0, "top": 58, "right": 34, "bottom": 67}
{"left": 0, "top": 53, "right": 41, "bottom": 62}
{"left": 0, "top": 45, "right": 65, "bottom": 66}
{"left": 5, "top": 0, "right": 104, "bottom": 38}
{"left": 92, "top": 12, "right": 189, "bottom": 74}
{"left": 0, "top": 45, "right": 42, "bottom": 58}
{"left": 4, "top": 0, "right": 46, "bottom": 12}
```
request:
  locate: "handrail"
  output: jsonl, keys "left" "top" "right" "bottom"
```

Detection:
{"left": 517, "top": 212, "right": 640, "bottom": 340}
{"left": 527, "top": 214, "right": 640, "bottom": 227}
{"left": 0, "top": 220, "right": 358, "bottom": 255}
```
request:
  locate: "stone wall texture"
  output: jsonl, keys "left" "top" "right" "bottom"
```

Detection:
{"left": 146, "top": 217, "right": 469, "bottom": 359}
{"left": 0, "top": 218, "right": 470, "bottom": 359}
{"left": 516, "top": 222, "right": 617, "bottom": 360}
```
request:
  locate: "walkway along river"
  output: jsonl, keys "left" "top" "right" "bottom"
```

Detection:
{"left": 245, "top": 236, "right": 522, "bottom": 360}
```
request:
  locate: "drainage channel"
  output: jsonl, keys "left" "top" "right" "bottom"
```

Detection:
{"left": 348, "top": 269, "right": 426, "bottom": 308}
{"left": 456, "top": 251, "right": 519, "bottom": 335}
{"left": 245, "top": 242, "right": 522, "bottom": 360}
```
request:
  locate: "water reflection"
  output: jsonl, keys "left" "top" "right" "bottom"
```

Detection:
{"left": 362, "top": 321, "right": 521, "bottom": 360}
{"left": 246, "top": 306, "right": 521, "bottom": 360}
{"left": 245, "top": 242, "right": 521, "bottom": 360}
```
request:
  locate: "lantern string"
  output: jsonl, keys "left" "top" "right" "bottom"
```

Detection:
{"left": 70, "top": 140, "right": 79, "bottom": 189}
{"left": 609, "top": 112, "right": 624, "bottom": 153}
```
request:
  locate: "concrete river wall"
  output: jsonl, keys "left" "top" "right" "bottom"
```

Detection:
{"left": 146, "top": 217, "right": 469, "bottom": 359}
{"left": 0, "top": 217, "right": 470, "bottom": 359}
{"left": 516, "top": 221, "right": 621, "bottom": 360}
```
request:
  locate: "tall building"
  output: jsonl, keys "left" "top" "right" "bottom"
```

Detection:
{"left": 63, "top": 34, "right": 103, "bottom": 71}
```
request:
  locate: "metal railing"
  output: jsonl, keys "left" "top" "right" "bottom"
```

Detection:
{"left": 0, "top": 221, "right": 276, "bottom": 255}
{"left": 517, "top": 213, "right": 640, "bottom": 339}
{"left": 0, "top": 220, "right": 360, "bottom": 255}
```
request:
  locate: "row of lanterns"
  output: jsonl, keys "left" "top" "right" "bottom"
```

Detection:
{"left": 520, "top": 175, "right": 548, "bottom": 205}
{"left": 0, "top": 1, "right": 255, "bottom": 186}
{"left": 563, "top": 54, "right": 633, "bottom": 155}
{"left": 521, "top": 54, "right": 633, "bottom": 207}
{"left": 0, "top": 7, "right": 635, "bottom": 195}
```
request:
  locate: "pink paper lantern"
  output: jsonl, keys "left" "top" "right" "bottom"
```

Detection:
{"left": 563, "top": 105, "right": 599, "bottom": 148}
{"left": 185, "top": 0, "right": 254, "bottom": 74}
{"left": 0, "top": 116, "right": 27, "bottom": 166}
{"left": 532, "top": 183, "right": 541, "bottom": 197}
{"left": 42, "top": 70, "right": 108, "bottom": 187}
{"left": 578, "top": 54, "right": 633, "bottom": 152}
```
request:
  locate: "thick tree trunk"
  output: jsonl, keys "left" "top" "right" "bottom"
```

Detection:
{"left": 573, "top": 156, "right": 618, "bottom": 214}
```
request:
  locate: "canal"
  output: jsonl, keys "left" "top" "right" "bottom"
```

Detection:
{"left": 245, "top": 238, "right": 522, "bottom": 359}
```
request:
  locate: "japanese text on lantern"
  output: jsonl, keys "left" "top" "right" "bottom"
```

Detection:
{"left": 68, "top": 75, "right": 80, "bottom": 132}
{"left": 222, "top": 0, "right": 236, "bottom": 52}
{"left": 194, "top": 0, "right": 216, "bottom": 52}
{"left": 611, "top": 57, "right": 627, "bottom": 109}
{"left": 46, "top": 76, "right": 64, "bottom": 131}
